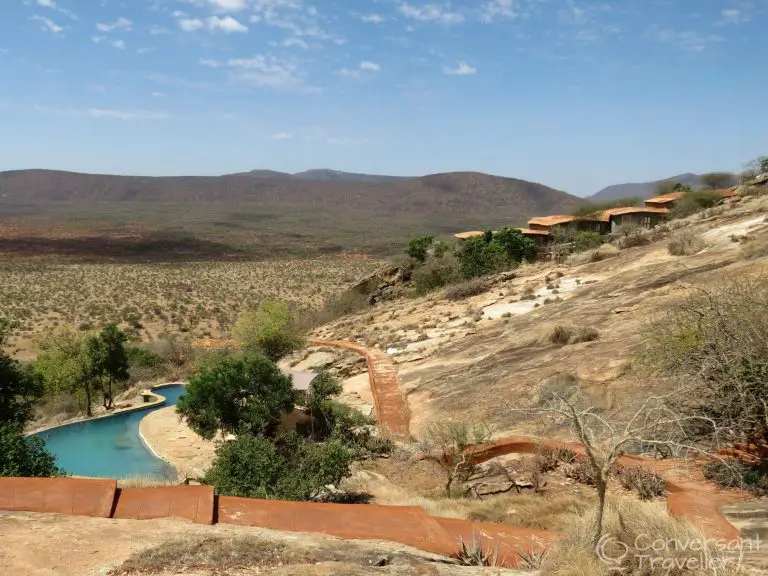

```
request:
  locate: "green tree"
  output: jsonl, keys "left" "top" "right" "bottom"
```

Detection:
{"left": 405, "top": 234, "right": 434, "bottom": 263}
{"left": 34, "top": 329, "right": 97, "bottom": 417}
{"left": 202, "top": 434, "right": 286, "bottom": 499}
{"left": 700, "top": 172, "right": 734, "bottom": 190}
{"left": 574, "top": 231, "right": 603, "bottom": 252}
{"left": 203, "top": 432, "right": 355, "bottom": 501}
{"left": 0, "top": 353, "right": 42, "bottom": 428}
{"left": 176, "top": 355, "right": 295, "bottom": 440}
{"left": 493, "top": 227, "right": 538, "bottom": 263}
{"left": 88, "top": 324, "right": 130, "bottom": 410}
{"left": 0, "top": 423, "right": 63, "bottom": 477}
{"left": 233, "top": 299, "right": 303, "bottom": 361}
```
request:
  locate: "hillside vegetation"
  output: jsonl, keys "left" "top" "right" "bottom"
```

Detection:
{"left": 0, "top": 169, "right": 582, "bottom": 259}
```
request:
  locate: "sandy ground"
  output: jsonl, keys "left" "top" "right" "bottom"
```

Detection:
{"left": 140, "top": 407, "right": 217, "bottom": 479}
{"left": 0, "top": 512, "right": 526, "bottom": 576}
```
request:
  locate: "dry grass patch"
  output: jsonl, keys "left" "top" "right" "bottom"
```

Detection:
{"left": 110, "top": 535, "right": 315, "bottom": 575}
{"left": 668, "top": 231, "right": 706, "bottom": 256}
{"left": 117, "top": 475, "right": 179, "bottom": 489}
{"left": 442, "top": 278, "right": 489, "bottom": 301}
{"left": 541, "top": 499, "right": 752, "bottom": 576}
{"left": 740, "top": 229, "right": 768, "bottom": 260}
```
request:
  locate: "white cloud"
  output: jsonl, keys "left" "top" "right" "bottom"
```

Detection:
{"left": 649, "top": 25, "right": 720, "bottom": 53}
{"left": 360, "top": 13, "right": 385, "bottom": 24}
{"left": 96, "top": 17, "right": 132, "bottom": 32}
{"left": 721, "top": 9, "right": 750, "bottom": 24}
{"left": 151, "top": 91, "right": 167, "bottom": 98}
{"left": 31, "top": 0, "right": 78, "bottom": 20}
{"left": 91, "top": 35, "right": 105, "bottom": 43}
{"left": 88, "top": 108, "right": 167, "bottom": 120}
{"left": 207, "top": 15, "right": 248, "bottom": 32}
{"left": 271, "top": 132, "right": 294, "bottom": 140}
{"left": 190, "top": 0, "right": 249, "bottom": 11}
{"left": 178, "top": 15, "right": 248, "bottom": 32}
{"left": 137, "top": 47, "right": 156, "bottom": 54}
{"left": 480, "top": 0, "right": 517, "bottom": 23}
{"left": 200, "top": 55, "right": 311, "bottom": 91}
{"left": 397, "top": 2, "right": 464, "bottom": 24}
{"left": 30, "top": 15, "right": 64, "bottom": 34}
{"left": 112, "top": 39, "right": 126, "bottom": 49}
{"left": 280, "top": 37, "right": 309, "bottom": 49}
{"left": 251, "top": 0, "right": 344, "bottom": 44}
{"left": 179, "top": 18, "right": 204, "bottom": 31}
{"left": 336, "top": 61, "right": 381, "bottom": 79}
{"left": 442, "top": 61, "right": 477, "bottom": 75}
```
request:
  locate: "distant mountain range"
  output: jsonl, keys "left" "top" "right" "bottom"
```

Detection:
{"left": 232, "top": 168, "right": 409, "bottom": 184}
{"left": 0, "top": 168, "right": 584, "bottom": 259}
{"left": 587, "top": 172, "right": 738, "bottom": 202}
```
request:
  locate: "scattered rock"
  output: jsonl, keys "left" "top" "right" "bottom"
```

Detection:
{"left": 612, "top": 306, "right": 638, "bottom": 314}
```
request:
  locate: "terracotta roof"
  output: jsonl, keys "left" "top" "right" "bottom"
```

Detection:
{"left": 454, "top": 230, "right": 485, "bottom": 239}
{"left": 645, "top": 191, "right": 687, "bottom": 205}
{"left": 600, "top": 206, "right": 670, "bottom": 219}
{"left": 527, "top": 215, "right": 577, "bottom": 227}
{"left": 518, "top": 228, "right": 552, "bottom": 236}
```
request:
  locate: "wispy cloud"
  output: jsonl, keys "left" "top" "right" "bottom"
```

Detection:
{"left": 178, "top": 15, "right": 248, "bottom": 32}
{"left": 336, "top": 60, "right": 381, "bottom": 79}
{"left": 30, "top": 15, "right": 64, "bottom": 34}
{"left": 30, "top": 0, "right": 78, "bottom": 20}
{"left": 148, "top": 73, "right": 213, "bottom": 91}
{"left": 649, "top": 25, "right": 720, "bottom": 53}
{"left": 359, "top": 13, "right": 385, "bottom": 24}
{"left": 271, "top": 132, "right": 294, "bottom": 140}
{"left": 96, "top": 17, "right": 132, "bottom": 32}
{"left": 397, "top": 2, "right": 465, "bottom": 24}
{"left": 442, "top": 61, "right": 477, "bottom": 75}
{"left": 151, "top": 91, "right": 167, "bottom": 98}
{"left": 721, "top": 8, "right": 750, "bottom": 24}
{"left": 112, "top": 39, "right": 126, "bottom": 50}
{"left": 35, "top": 105, "right": 168, "bottom": 121}
{"left": 200, "top": 54, "right": 312, "bottom": 91}
{"left": 479, "top": 0, "right": 517, "bottom": 23}
{"left": 190, "top": 0, "right": 249, "bottom": 12}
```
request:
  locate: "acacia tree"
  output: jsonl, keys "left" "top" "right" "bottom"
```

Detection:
{"left": 233, "top": 299, "right": 303, "bottom": 362}
{"left": 406, "top": 234, "right": 435, "bottom": 263}
{"left": 700, "top": 172, "right": 734, "bottom": 190}
{"left": 176, "top": 354, "right": 295, "bottom": 440}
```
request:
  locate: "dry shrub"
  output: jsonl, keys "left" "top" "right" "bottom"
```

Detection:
{"left": 614, "top": 466, "right": 666, "bottom": 501}
{"left": 110, "top": 536, "right": 315, "bottom": 575}
{"left": 667, "top": 231, "right": 705, "bottom": 256}
{"left": 465, "top": 492, "right": 594, "bottom": 532}
{"left": 443, "top": 278, "right": 489, "bottom": 301}
{"left": 740, "top": 230, "right": 768, "bottom": 260}
{"left": 614, "top": 223, "right": 651, "bottom": 250}
{"left": 571, "top": 326, "right": 600, "bottom": 344}
{"left": 548, "top": 325, "right": 573, "bottom": 345}
{"left": 540, "top": 499, "right": 749, "bottom": 576}
{"left": 563, "top": 459, "right": 596, "bottom": 486}
{"left": 536, "top": 447, "right": 577, "bottom": 473}
{"left": 567, "top": 245, "right": 619, "bottom": 266}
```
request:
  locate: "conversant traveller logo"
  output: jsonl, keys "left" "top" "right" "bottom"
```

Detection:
{"left": 595, "top": 533, "right": 762, "bottom": 574}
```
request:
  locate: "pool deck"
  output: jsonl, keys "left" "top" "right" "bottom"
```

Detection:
{"left": 138, "top": 406, "right": 217, "bottom": 479}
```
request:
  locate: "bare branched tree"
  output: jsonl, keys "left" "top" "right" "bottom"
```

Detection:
{"left": 419, "top": 420, "right": 493, "bottom": 495}
{"left": 505, "top": 381, "right": 726, "bottom": 547}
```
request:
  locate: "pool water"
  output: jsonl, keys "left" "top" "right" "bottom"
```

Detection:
{"left": 35, "top": 384, "right": 187, "bottom": 480}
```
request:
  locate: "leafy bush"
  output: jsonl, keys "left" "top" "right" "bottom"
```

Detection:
{"left": 405, "top": 234, "right": 434, "bottom": 263}
{"left": 456, "top": 228, "right": 537, "bottom": 279}
{"left": 573, "top": 231, "right": 602, "bottom": 252}
{"left": 125, "top": 346, "right": 164, "bottom": 369}
{"left": 667, "top": 231, "right": 705, "bottom": 255}
{"left": 411, "top": 254, "right": 461, "bottom": 294}
{"left": 203, "top": 433, "right": 356, "bottom": 501}
{"left": 443, "top": 278, "right": 488, "bottom": 301}
{"left": 233, "top": 299, "right": 303, "bottom": 361}
{"left": 669, "top": 190, "right": 724, "bottom": 219}
{"left": 177, "top": 354, "right": 294, "bottom": 440}
{"left": 614, "top": 466, "right": 666, "bottom": 500}
{"left": 0, "top": 423, "right": 63, "bottom": 477}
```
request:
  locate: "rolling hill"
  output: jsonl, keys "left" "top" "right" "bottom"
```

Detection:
{"left": 0, "top": 169, "right": 584, "bottom": 259}
{"left": 588, "top": 172, "right": 738, "bottom": 203}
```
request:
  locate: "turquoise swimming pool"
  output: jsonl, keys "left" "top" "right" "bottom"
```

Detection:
{"left": 34, "top": 384, "right": 187, "bottom": 480}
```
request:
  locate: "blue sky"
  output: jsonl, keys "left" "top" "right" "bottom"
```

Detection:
{"left": 1, "top": 0, "right": 766, "bottom": 196}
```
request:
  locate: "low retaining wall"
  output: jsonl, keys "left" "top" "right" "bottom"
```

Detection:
{"left": 113, "top": 485, "right": 214, "bottom": 524}
{"left": 0, "top": 477, "right": 116, "bottom": 518}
